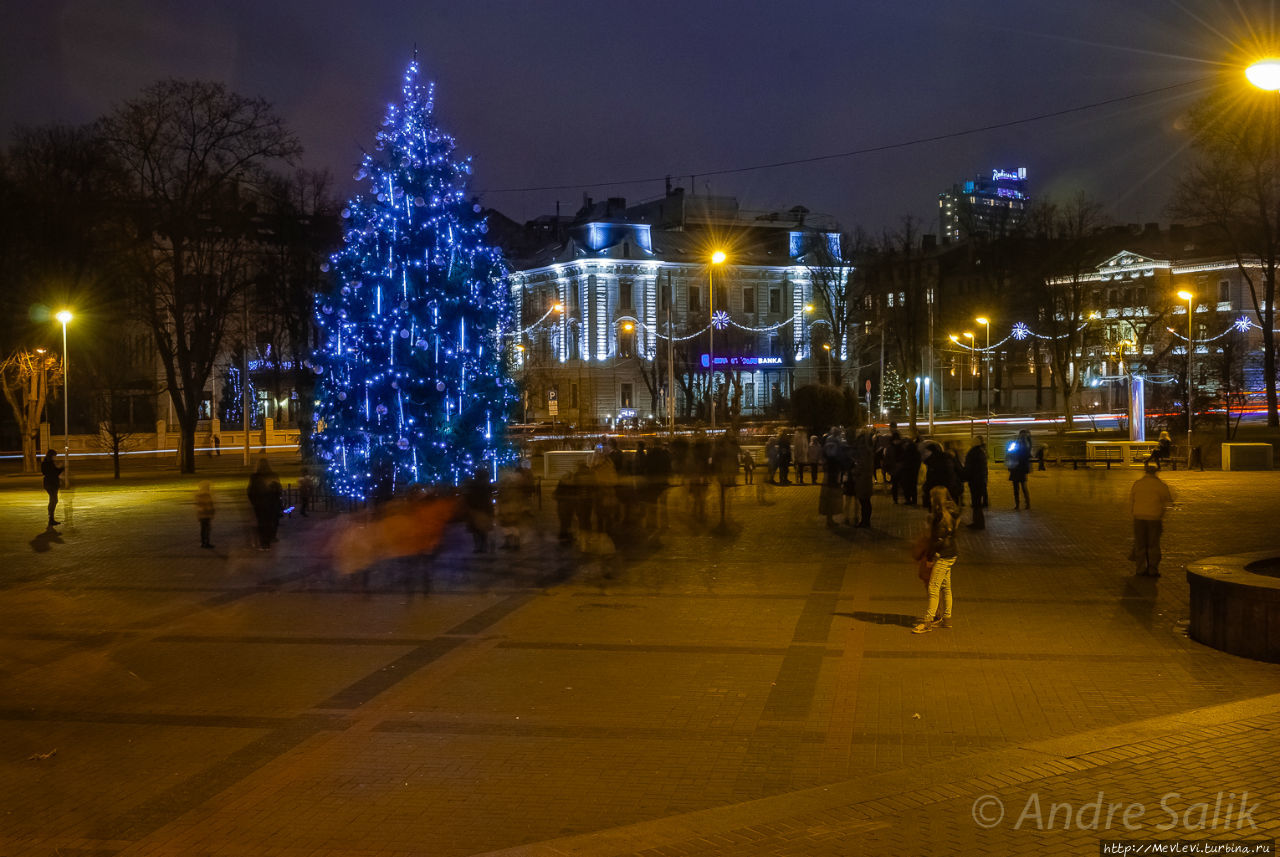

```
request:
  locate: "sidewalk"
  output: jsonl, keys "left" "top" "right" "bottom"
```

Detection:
{"left": 0, "top": 467, "right": 1276, "bottom": 856}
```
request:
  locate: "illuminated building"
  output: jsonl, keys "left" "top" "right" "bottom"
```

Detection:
{"left": 504, "top": 187, "right": 851, "bottom": 426}
{"left": 939, "top": 167, "right": 1029, "bottom": 243}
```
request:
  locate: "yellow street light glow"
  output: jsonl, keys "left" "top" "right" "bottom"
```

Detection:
{"left": 1177, "top": 290, "right": 1194, "bottom": 302}
{"left": 949, "top": 334, "right": 959, "bottom": 343}
{"left": 822, "top": 343, "right": 831, "bottom": 351}
{"left": 622, "top": 322, "right": 634, "bottom": 331}
{"left": 975, "top": 316, "right": 989, "bottom": 326}
{"left": 1247, "top": 59, "right": 1280, "bottom": 91}
{"left": 711, "top": 250, "right": 726, "bottom": 264}
{"left": 56, "top": 310, "right": 72, "bottom": 324}
{"left": 804, "top": 304, "right": 814, "bottom": 313}
{"left": 516, "top": 344, "right": 525, "bottom": 351}
{"left": 1088, "top": 311, "right": 1100, "bottom": 320}
{"left": 553, "top": 303, "right": 564, "bottom": 312}
{"left": 963, "top": 332, "right": 974, "bottom": 340}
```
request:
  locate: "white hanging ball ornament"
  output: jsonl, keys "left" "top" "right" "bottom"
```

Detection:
{"left": 436, "top": 381, "right": 446, "bottom": 392}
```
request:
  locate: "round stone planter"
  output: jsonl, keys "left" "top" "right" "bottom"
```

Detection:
{"left": 1186, "top": 551, "right": 1280, "bottom": 663}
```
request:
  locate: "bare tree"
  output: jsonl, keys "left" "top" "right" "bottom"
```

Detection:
{"left": 861, "top": 217, "right": 932, "bottom": 430}
{"left": 801, "top": 229, "right": 860, "bottom": 387}
{"left": 100, "top": 79, "right": 301, "bottom": 472}
{"left": 0, "top": 349, "right": 62, "bottom": 472}
{"left": 1170, "top": 82, "right": 1280, "bottom": 427}
{"left": 1028, "top": 195, "right": 1109, "bottom": 430}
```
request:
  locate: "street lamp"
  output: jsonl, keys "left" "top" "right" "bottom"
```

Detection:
{"left": 1246, "top": 59, "right": 1280, "bottom": 91}
{"left": 1177, "top": 289, "right": 1195, "bottom": 466}
{"left": 55, "top": 310, "right": 72, "bottom": 484}
{"left": 708, "top": 250, "right": 726, "bottom": 432}
{"left": 976, "top": 316, "right": 991, "bottom": 430}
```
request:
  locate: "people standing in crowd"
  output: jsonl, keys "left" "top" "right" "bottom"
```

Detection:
{"left": 819, "top": 428, "right": 846, "bottom": 526}
{"left": 41, "top": 449, "right": 63, "bottom": 528}
{"left": 964, "top": 436, "right": 988, "bottom": 530}
{"left": 849, "top": 430, "right": 874, "bottom": 528}
{"left": 913, "top": 486, "right": 958, "bottom": 634}
{"left": 792, "top": 428, "right": 808, "bottom": 485}
{"left": 554, "top": 464, "right": 582, "bottom": 544}
{"left": 895, "top": 434, "right": 921, "bottom": 506}
{"left": 807, "top": 435, "right": 823, "bottom": 484}
{"left": 461, "top": 468, "right": 495, "bottom": 553}
{"left": 195, "top": 480, "right": 215, "bottom": 549}
{"left": 776, "top": 431, "right": 793, "bottom": 486}
{"left": 1130, "top": 461, "right": 1174, "bottom": 577}
{"left": 247, "top": 457, "right": 283, "bottom": 549}
{"left": 921, "top": 441, "right": 959, "bottom": 505}
{"left": 1009, "top": 429, "right": 1032, "bottom": 509}
{"left": 765, "top": 435, "right": 779, "bottom": 485}
{"left": 946, "top": 441, "right": 967, "bottom": 505}
{"left": 885, "top": 430, "right": 902, "bottom": 501}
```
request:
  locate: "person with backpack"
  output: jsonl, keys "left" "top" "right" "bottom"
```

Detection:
{"left": 1008, "top": 429, "right": 1032, "bottom": 510}
{"left": 913, "top": 486, "right": 958, "bottom": 634}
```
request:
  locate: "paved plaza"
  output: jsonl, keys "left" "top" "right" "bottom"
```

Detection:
{"left": 0, "top": 458, "right": 1277, "bottom": 857}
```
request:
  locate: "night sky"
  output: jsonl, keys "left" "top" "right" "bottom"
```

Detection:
{"left": 3, "top": 1, "right": 1273, "bottom": 236}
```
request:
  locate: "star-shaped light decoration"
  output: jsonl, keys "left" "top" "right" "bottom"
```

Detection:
{"left": 1234, "top": 316, "right": 1253, "bottom": 334}
{"left": 711, "top": 310, "right": 731, "bottom": 330}
{"left": 1010, "top": 321, "right": 1031, "bottom": 341}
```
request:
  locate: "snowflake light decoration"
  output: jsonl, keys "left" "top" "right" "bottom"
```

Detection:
{"left": 711, "top": 310, "right": 730, "bottom": 330}
{"left": 1010, "top": 322, "right": 1031, "bottom": 341}
{"left": 1234, "top": 316, "right": 1253, "bottom": 334}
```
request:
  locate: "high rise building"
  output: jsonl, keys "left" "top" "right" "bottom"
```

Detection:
{"left": 939, "top": 167, "right": 1029, "bottom": 242}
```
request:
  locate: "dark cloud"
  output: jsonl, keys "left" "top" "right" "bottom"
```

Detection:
{"left": 3, "top": 0, "right": 1271, "bottom": 233}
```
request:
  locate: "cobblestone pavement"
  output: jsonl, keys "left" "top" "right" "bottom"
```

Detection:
{"left": 0, "top": 462, "right": 1276, "bottom": 856}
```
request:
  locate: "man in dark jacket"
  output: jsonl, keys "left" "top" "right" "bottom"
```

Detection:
{"left": 964, "top": 436, "right": 988, "bottom": 529}
{"left": 41, "top": 449, "right": 64, "bottom": 528}
{"left": 895, "top": 434, "right": 921, "bottom": 505}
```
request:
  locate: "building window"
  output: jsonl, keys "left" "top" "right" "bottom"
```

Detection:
{"left": 743, "top": 288, "right": 755, "bottom": 314}
{"left": 620, "top": 383, "right": 633, "bottom": 409}
{"left": 1219, "top": 279, "right": 1230, "bottom": 303}
{"left": 689, "top": 286, "right": 701, "bottom": 311}
{"left": 620, "top": 280, "right": 633, "bottom": 310}
{"left": 769, "top": 288, "right": 781, "bottom": 314}
{"left": 744, "top": 382, "right": 755, "bottom": 408}
{"left": 570, "top": 281, "right": 580, "bottom": 308}
{"left": 1135, "top": 287, "right": 1146, "bottom": 307}
{"left": 619, "top": 325, "right": 635, "bottom": 358}
{"left": 660, "top": 282, "right": 670, "bottom": 311}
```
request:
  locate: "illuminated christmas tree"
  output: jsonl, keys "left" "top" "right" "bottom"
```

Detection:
{"left": 312, "top": 59, "right": 514, "bottom": 500}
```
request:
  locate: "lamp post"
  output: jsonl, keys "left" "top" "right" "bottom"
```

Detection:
{"left": 976, "top": 316, "right": 991, "bottom": 431}
{"left": 949, "top": 334, "right": 966, "bottom": 420}
{"left": 803, "top": 303, "right": 814, "bottom": 385}
{"left": 55, "top": 310, "right": 72, "bottom": 484}
{"left": 708, "top": 250, "right": 725, "bottom": 432}
{"left": 1178, "top": 290, "right": 1195, "bottom": 466}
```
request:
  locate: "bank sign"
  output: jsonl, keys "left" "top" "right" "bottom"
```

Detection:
{"left": 699, "top": 355, "right": 786, "bottom": 368}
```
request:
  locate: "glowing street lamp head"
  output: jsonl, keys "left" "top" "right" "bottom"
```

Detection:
{"left": 56, "top": 310, "right": 72, "bottom": 325}
{"left": 622, "top": 322, "right": 634, "bottom": 332}
{"left": 1247, "top": 59, "right": 1280, "bottom": 92}
{"left": 963, "top": 332, "right": 974, "bottom": 340}
{"left": 711, "top": 250, "right": 726, "bottom": 265}
{"left": 804, "top": 304, "right": 814, "bottom": 313}
{"left": 553, "top": 303, "right": 564, "bottom": 313}
{"left": 1177, "top": 290, "right": 1194, "bottom": 302}
{"left": 822, "top": 343, "right": 831, "bottom": 351}
{"left": 975, "top": 316, "right": 989, "bottom": 326}
{"left": 949, "top": 334, "right": 959, "bottom": 343}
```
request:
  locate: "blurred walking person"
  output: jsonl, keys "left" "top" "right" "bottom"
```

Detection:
{"left": 1008, "top": 429, "right": 1032, "bottom": 509}
{"left": 247, "top": 458, "right": 283, "bottom": 549}
{"left": 196, "top": 480, "right": 215, "bottom": 549}
{"left": 41, "top": 449, "right": 63, "bottom": 528}
{"left": 1130, "top": 461, "right": 1174, "bottom": 577}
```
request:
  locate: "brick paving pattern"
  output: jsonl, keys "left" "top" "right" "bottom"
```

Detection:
{"left": 0, "top": 461, "right": 1276, "bottom": 856}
